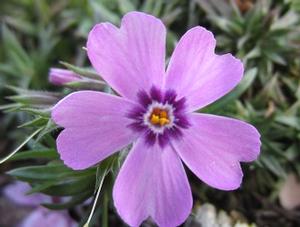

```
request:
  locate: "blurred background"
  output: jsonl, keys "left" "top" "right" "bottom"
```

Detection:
{"left": 0, "top": 0, "right": 300, "bottom": 226}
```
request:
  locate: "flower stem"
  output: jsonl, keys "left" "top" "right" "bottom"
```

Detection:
{"left": 83, "top": 168, "right": 107, "bottom": 227}
{"left": 102, "top": 190, "right": 109, "bottom": 227}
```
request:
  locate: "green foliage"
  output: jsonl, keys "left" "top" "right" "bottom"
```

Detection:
{"left": 196, "top": 0, "right": 300, "bottom": 187}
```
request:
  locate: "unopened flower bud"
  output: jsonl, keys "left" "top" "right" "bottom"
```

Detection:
{"left": 49, "top": 68, "right": 81, "bottom": 86}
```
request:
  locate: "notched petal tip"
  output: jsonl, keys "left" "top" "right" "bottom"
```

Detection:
{"left": 222, "top": 52, "right": 244, "bottom": 79}
{"left": 113, "top": 140, "right": 193, "bottom": 227}
{"left": 61, "top": 155, "right": 87, "bottom": 171}
{"left": 166, "top": 25, "right": 245, "bottom": 111}
{"left": 173, "top": 26, "right": 217, "bottom": 58}
{"left": 56, "top": 130, "right": 94, "bottom": 170}
{"left": 242, "top": 124, "right": 262, "bottom": 163}
{"left": 213, "top": 168, "right": 243, "bottom": 191}
{"left": 86, "top": 11, "right": 166, "bottom": 100}
{"left": 121, "top": 11, "right": 166, "bottom": 30}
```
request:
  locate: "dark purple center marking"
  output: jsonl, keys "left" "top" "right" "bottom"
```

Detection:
{"left": 127, "top": 86, "right": 190, "bottom": 148}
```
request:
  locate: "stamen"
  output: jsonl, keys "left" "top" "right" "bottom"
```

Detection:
{"left": 150, "top": 114, "right": 160, "bottom": 124}
{"left": 149, "top": 108, "right": 170, "bottom": 127}
{"left": 160, "top": 110, "right": 167, "bottom": 118}
{"left": 159, "top": 117, "right": 169, "bottom": 126}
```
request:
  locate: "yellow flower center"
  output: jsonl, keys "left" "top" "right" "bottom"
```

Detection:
{"left": 149, "top": 108, "right": 170, "bottom": 127}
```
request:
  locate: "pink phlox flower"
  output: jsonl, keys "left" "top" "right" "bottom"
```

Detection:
{"left": 4, "top": 182, "right": 76, "bottom": 227}
{"left": 19, "top": 208, "right": 77, "bottom": 227}
{"left": 52, "top": 11, "right": 261, "bottom": 227}
{"left": 4, "top": 181, "right": 50, "bottom": 206}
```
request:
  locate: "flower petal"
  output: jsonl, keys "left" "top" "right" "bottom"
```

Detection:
{"left": 165, "top": 26, "right": 243, "bottom": 112}
{"left": 87, "top": 12, "right": 166, "bottom": 101}
{"left": 4, "top": 182, "right": 50, "bottom": 207}
{"left": 52, "top": 91, "right": 138, "bottom": 170}
{"left": 172, "top": 113, "right": 261, "bottom": 190}
{"left": 113, "top": 139, "right": 192, "bottom": 227}
{"left": 21, "top": 208, "right": 76, "bottom": 227}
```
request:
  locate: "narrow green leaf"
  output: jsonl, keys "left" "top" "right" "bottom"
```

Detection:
{"left": 118, "top": 0, "right": 135, "bottom": 14}
{"left": 9, "top": 149, "right": 58, "bottom": 161}
{"left": 0, "top": 128, "right": 43, "bottom": 164}
{"left": 2, "top": 24, "right": 32, "bottom": 65}
{"left": 0, "top": 103, "right": 22, "bottom": 111}
{"left": 19, "top": 108, "right": 51, "bottom": 118}
{"left": 35, "top": 120, "right": 58, "bottom": 142}
{"left": 102, "top": 191, "right": 109, "bottom": 227}
{"left": 141, "top": 0, "right": 155, "bottom": 13}
{"left": 66, "top": 80, "right": 106, "bottom": 91}
{"left": 6, "top": 85, "right": 61, "bottom": 97}
{"left": 42, "top": 176, "right": 95, "bottom": 196}
{"left": 260, "top": 154, "right": 286, "bottom": 178}
{"left": 264, "top": 51, "right": 287, "bottom": 65}
{"left": 42, "top": 191, "right": 93, "bottom": 210}
{"left": 60, "top": 61, "right": 101, "bottom": 80}
{"left": 18, "top": 117, "right": 49, "bottom": 128}
{"left": 275, "top": 115, "right": 300, "bottom": 130}
{"left": 8, "top": 163, "right": 95, "bottom": 181}
{"left": 28, "top": 181, "right": 58, "bottom": 194}
{"left": 4, "top": 16, "right": 36, "bottom": 35}
{"left": 7, "top": 94, "right": 58, "bottom": 105}
{"left": 90, "top": 0, "right": 120, "bottom": 24}
{"left": 95, "top": 156, "right": 116, "bottom": 191}
{"left": 271, "top": 10, "right": 299, "bottom": 31}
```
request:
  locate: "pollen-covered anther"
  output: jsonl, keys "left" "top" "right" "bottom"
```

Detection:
{"left": 149, "top": 108, "right": 170, "bottom": 126}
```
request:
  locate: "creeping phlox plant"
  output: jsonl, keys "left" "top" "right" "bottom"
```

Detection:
{"left": 2, "top": 11, "right": 261, "bottom": 227}
{"left": 52, "top": 12, "right": 261, "bottom": 226}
